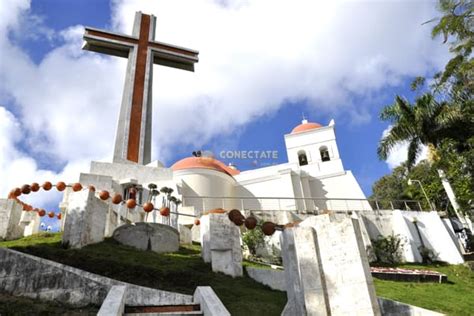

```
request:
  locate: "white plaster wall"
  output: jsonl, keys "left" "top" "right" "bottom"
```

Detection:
{"left": 235, "top": 171, "right": 297, "bottom": 211}
{"left": 361, "top": 210, "right": 395, "bottom": 240}
{"left": 175, "top": 169, "right": 236, "bottom": 213}
{"left": 398, "top": 211, "right": 464, "bottom": 264}
{"left": 309, "top": 171, "right": 370, "bottom": 211}
{"left": 442, "top": 218, "right": 463, "bottom": 254}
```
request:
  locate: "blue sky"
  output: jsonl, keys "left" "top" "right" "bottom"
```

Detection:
{"left": 0, "top": 0, "right": 450, "bottom": 230}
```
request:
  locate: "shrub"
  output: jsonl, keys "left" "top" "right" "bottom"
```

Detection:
{"left": 372, "top": 234, "right": 404, "bottom": 264}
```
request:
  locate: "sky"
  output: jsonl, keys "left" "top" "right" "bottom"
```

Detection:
{"left": 0, "top": 0, "right": 450, "bottom": 228}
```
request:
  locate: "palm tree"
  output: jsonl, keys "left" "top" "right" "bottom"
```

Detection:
{"left": 378, "top": 93, "right": 462, "bottom": 169}
{"left": 378, "top": 93, "right": 469, "bottom": 223}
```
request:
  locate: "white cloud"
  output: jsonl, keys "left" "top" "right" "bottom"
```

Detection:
{"left": 0, "top": 106, "right": 90, "bottom": 208}
{"left": 382, "top": 126, "right": 428, "bottom": 169}
{"left": 0, "top": 0, "right": 449, "bottom": 199}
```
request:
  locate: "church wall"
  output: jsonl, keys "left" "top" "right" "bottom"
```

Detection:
{"left": 308, "top": 171, "right": 370, "bottom": 211}
{"left": 174, "top": 169, "right": 237, "bottom": 214}
{"left": 285, "top": 127, "right": 340, "bottom": 167}
{"left": 236, "top": 170, "right": 298, "bottom": 211}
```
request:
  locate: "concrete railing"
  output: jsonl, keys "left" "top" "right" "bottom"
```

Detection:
{"left": 182, "top": 195, "right": 428, "bottom": 214}
{"left": 194, "top": 286, "right": 230, "bottom": 316}
{"left": 97, "top": 286, "right": 127, "bottom": 316}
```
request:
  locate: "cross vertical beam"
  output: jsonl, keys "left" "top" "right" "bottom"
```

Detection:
{"left": 82, "top": 12, "right": 198, "bottom": 164}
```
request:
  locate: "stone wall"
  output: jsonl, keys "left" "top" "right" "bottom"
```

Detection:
{"left": 0, "top": 248, "right": 192, "bottom": 307}
{"left": 245, "top": 266, "right": 285, "bottom": 291}
{"left": 360, "top": 210, "right": 464, "bottom": 264}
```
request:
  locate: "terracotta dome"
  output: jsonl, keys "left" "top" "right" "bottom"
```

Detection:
{"left": 291, "top": 120, "right": 322, "bottom": 134}
{"left": 171, "top": 156, "right": 240, "bottom": 176}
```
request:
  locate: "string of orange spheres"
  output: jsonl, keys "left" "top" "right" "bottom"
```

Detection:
{"left": 8, "top": 182, "right": 284, "bottom": 235}
{"left": 7, "top": 181, "right": 172, "bottom": 220}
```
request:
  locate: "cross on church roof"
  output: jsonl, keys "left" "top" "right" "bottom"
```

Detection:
{"left": 82, "top": 12, "right": 199, "bottom": 164}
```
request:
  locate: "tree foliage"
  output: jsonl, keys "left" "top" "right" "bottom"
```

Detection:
{"left": 371, "top": 161, "right": 448, "bottom": 211}
{"left": 376, "top": 0, "right": 473, "bottom": 213}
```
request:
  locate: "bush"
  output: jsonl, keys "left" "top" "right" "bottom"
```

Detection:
{"left": 372, "top": 234, "right": 404, "bottom": 264}
{"left": 242, "top": 226, "right": 265, "bottom": 256}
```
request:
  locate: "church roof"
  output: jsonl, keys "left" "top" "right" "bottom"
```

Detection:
{"left": 171, "top": 156, "right": 240, "bottom": 176}
{"left": 291, "top": 119, "right": 323, "bottom": 134}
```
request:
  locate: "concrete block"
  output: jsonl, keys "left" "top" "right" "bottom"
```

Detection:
{"left": 245, "top": 267, "right": 285, "bottom": 291}
{"left": 193, "top": 286, "right": 230, "bottom": 316}
{"left": 62, "top": 190, "right": 108, "bottom": 249}
{"left": 0, "top": 199, "right": 25, "bottom": 240}
{"left": 281, "top": 226, "right": 329, "bottom": 315}
{"left": 209, "top": 214, "right": 242, "bottom": 277}
{"left": 281, "top": 214, "right": 381, "bottom": 315}
{"left": 97, "top": 285, "right": 127, "bottom": 316}
{"left": 378, "top": 297, "right": 444, "bottom": 316}
{"left": 200, "top": 215, "right": 211, "bottom": 263}
{"left": 113, "top": 222, "right": 179, "bottom": 253}
{"left": 179, "top": 224, "right": 192, "bottom": 244}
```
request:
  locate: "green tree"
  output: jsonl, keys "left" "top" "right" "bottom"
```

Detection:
{"left": 377, "top": 0, "right": 473, "bottom": 214}
{"left": 377, "top": 94, "right": 462, "bottom": 169}
{"left": 429, "top": 0, "right": 473, "bottom": 95}
{"left": 371, "top": 161, "right": 448, "bottom": 211}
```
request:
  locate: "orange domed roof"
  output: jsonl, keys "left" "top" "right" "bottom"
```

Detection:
{"left": 171, "top": 156, "right": 240, "bottom": 176}
{"left": 291, "top": 120, "right": 323, "bottom": 134}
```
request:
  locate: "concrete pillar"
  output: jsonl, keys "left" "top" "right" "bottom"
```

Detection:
{"left": 62, "top": 190, "right": 108, "bottom": 248}
{"left": 0, "top": 199, "right": 24, "bottom": 240}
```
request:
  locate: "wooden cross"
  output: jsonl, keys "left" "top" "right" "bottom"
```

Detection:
{"left": 83, "top": 12, "right": 199, "bottom": 164}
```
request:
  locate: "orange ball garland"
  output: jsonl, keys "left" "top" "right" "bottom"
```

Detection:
{"left": 111, "top": 193, "right": 122, "bottom": 204}
{"left": 21, "top": 184, "right": 31, "bottom": 194}
{"left": 72, "top": 183, "right": 83, "bottom": 192}
{"left": 160, "top": 207, "right": 170, "bottom": 217}
{"left": 126, "top": 199, "right": 137, "bottom": 209}
{"left": 99, "top": 190, "right": 110, "bottom": 200}
{"left": 31, "top": 183, "right": 40, "bottom": 192}
{"left": 143, "top": 202, "right": 154, "bottom": 213}
{"left": 56, "top": 182, "right": 66, "bottom": 191}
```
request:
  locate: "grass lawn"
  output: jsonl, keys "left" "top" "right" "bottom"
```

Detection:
{"left": 0, "top": 233, "right": 286, "bottom": 316}
{"left": 1, "top": 233, "right": 473, "bottom": 315}
{"left": 374, "top": 263, "right": 474, "bottom": 316}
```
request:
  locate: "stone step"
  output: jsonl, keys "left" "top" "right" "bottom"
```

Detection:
{"left": 124, "top": 304, "right": 202, "bottom": 315}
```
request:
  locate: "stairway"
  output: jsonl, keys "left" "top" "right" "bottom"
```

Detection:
{"left": 124, "top": 303, "right": 203, "bottom": 315}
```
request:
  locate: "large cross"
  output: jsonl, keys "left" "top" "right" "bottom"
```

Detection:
{"left": 83, "top": 12, "right": 199, "bottom": 164}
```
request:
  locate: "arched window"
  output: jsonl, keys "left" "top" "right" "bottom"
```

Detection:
{"left": 298, "top": 150, "right": 308, "bottom": 166}
{"left": 320, "top": 146, "right": 330, "bottom": 162}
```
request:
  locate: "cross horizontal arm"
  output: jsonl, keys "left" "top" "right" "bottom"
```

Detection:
{"left": 150, "top": 41, "right": 199, "bottom": 72}
{"left": 82, "top": 27, "right": 137, "bottom": 59}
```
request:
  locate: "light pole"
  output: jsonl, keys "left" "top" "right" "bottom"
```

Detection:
{"left": 408, "top": 179, "right": 435, "bottom": 211}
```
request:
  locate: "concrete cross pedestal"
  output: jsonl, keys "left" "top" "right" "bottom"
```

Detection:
{"left": 281, "top": 214, "right": 380, "bottom": 316}
{"left": 83, "top": 11, "right": 198, "bottom": 165}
